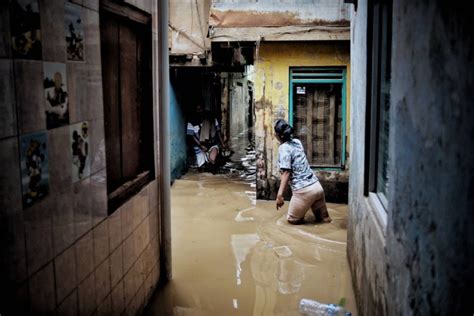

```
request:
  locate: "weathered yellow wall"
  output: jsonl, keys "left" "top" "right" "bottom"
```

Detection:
{"left": 254, "top": 41, "right": 351, "bottom": 199}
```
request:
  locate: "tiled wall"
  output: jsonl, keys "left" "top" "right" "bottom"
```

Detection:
{"left": 0, "top": 0, "right": 161, "bottom": 314}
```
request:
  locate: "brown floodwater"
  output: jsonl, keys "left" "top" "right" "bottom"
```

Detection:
{"left": 144, "top": 171, "right": 357, "bottom": 315}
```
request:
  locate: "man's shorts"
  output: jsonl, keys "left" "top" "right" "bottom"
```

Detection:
{"left": 287, "top": 181, "right": 329, "bottom": 223}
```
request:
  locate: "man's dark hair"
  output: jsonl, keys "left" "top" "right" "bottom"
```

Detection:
{"left": 274, "top": 119, "right": 293, "bottom": 142}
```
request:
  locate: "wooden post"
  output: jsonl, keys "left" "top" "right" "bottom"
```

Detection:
{"left": 306, "top": 89, "right": 313, "bottom": 164}
{"left": 327, "top": 91, "right": 336, "bottom": 165}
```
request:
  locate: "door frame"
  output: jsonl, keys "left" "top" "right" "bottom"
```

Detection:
{"left": 289, "top": 67, "right": 347, "bottom": 170}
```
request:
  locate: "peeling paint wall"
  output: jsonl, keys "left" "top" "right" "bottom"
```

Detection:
{"left": 169, "top": 82, "right": 187, "bottom": 182}
{"left": 346, "top": 1, "right": 389, "bottom": 314}
{"left": 219, "top": 71, "right": 253, "bottom": 159}
{"left": 254, "top": 41, "right": 350, "bottom": 201}
{"left": 208, "top": 0, "right": 350, "bottom": 42}
{"left": 348, "top": 0, "right": 474, "bottom": 315}
{"left": 210, "top": 0, "right": 350, "bottom": 27}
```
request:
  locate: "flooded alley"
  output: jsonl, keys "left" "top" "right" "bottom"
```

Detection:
{"left": 145, "top": 171, "right": 356, "bottom": 315}
{"left": 1, "top": 0, "right": 473, "bottom": 315}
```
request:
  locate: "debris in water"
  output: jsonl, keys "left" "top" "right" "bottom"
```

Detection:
{"left": 273, "top": 245, "right": 293, "bottom": 258}
{"left": 221, "top": 138, "right": 256, "bottom": 188}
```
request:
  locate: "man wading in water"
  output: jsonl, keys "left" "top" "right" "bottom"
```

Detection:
{"left": 274, "top": 119, "right": 332, "bottom": 225}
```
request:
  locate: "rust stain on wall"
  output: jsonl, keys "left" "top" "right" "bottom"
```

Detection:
{"left": 209, "top": 9, "right": 349, "bottom": 28}
{"left": 254, "top": 42, "right": 351, "bottom": 201}
{"left": 255, "top": 96, "right": 273, "bottom": 111}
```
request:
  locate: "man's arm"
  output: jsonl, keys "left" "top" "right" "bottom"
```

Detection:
{"left": 276, "top": 170, "right": 291, "bottom": 210}
{"left": 187, "top": 123, "right": 207, "bottom": 150}
{"left": 192, "top": 135, "right": 207, "bottom": 151}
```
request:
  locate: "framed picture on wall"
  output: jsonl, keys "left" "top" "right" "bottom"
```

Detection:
{"left": 10, "top": 0, "right": 42, "bottom": 59}
{"left": 65, "top": 2, "right": 85, "bottom": 61}
{"left": 43, "top": 62, "right": 70, "bottom": 129}
{"left": 20, "top": 131, "right": 49, "bottom": 208}
{"left": 70, "top": 121, "right": 90, "bottom": 182}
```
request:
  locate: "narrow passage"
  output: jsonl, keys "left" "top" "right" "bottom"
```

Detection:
{"left": 145, "top": 171, "right": 357, "bottom": 315}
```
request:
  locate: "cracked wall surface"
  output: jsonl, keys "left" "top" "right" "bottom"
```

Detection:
{"left": 348, "top": 0, "right": 474, "bottom": 315}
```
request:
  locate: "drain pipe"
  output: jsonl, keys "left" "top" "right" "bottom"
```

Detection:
{"left": 158, "top": 0, "right": 171, "bottom": 281}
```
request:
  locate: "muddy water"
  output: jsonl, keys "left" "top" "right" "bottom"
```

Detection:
{"left": 144, "top": 172, "right": 357, "bottom": 316}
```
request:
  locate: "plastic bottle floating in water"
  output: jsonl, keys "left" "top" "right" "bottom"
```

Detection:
{"left": 299, "top": 298, "right": 352, "bottom": 316}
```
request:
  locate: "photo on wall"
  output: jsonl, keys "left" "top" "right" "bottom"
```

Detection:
{"left": 10, "top": 0, "right": 42, "bottom": 59}
{"left": 43, "top": 62, "right": 69, "bottom": 129}
{"left": 65, "top": 2, "right": 84, "bottom": 61}
{"left": 70, "top": 121, "right": 90, "bottom": 182}
{"left": 20, "top": 131, "right": 49, "bottom": 208}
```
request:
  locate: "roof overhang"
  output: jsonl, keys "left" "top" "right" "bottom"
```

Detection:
{"left": 209, "top": 25, "right": 349, "bottom": 42}
{"left": 208, "top": 1, "right": 350, "bottom": 42}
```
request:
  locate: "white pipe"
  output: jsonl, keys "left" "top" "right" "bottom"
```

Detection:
{"left": 158, "top": 0, "right": 172, "bottom": 281}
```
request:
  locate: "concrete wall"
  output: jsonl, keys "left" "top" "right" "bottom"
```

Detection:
{"left": 210, "top": 0, "right": 350, "bottom": 27}
{"left": 169, "top": 81, "right": 187, "bottom": 182}
{"left": 347, "top": 1, "right": 474, "bottom": 315}
{"left": 254, "top": 41, "right": 351, "bottom": 201}
{"left": 346, "top": 2, "right": 388, "bottom": 313}
{"left": 221, "top": 71, "right": 253, "bottom": 160}
{"left": 0, "top": 1, "right": 162, "bottom": 314}
{"left": 229, "top": 75, "right": 249, "bottom": 147}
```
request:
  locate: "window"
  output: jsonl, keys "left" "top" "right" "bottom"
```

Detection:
{"left": 290, "top": 67, "right": 347, "bottom": 169}
{"left": 100, "top": 4, "right": 154, "bottom": 213}
{"left": 365, "top": 0, "right": 392, "bottom": 209}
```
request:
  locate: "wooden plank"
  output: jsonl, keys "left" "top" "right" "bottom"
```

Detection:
{"left": 136, "top": 26, "right": 155, "bottom": 173}
{"left": 327, "top": 91, "right": 336, "bottom": 164}
{"left": 313, "top": 88, "right": 325, "bottom": 165}
{"left": 101, "top": 0, "right": 151, "bottom": 25}
{"left": 336, "top": 89, "right": 343, "bottom": 162}
{"left": 294, "top": 87, "right": 306, "bottom": 149}
{"left": 120, "top": 22, "right": 141, "bottom": 180}
{"left": 108, "top": 170, "right": 152, "bottom": 212}
{"left": 305, "top": 88, "right": 313, "bottom": 164}
{"left": 101, "top": 13, "right": 122, "bottom": 192}
{"left": 221, "top": 76, "right": 229, "bottom": 142}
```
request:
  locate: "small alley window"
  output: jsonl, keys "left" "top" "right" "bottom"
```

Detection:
{"left": 290, "top": 68, "right": 347, "bottom": 169}
{"left": 365, "top": 0, "right": 392, "bottom": 209}
{"left": 100, "top": 4, "right": 155, "bottom": 213}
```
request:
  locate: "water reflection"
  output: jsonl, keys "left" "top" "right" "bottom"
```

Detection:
{"left": 144, "top": 171, "right": 357, "bottom": 316}
{"left": 231, "top": 234, "right": 260, "bottom": 286}
{"left": 277, "top": 257, "right": 305, "bottom": 295}
{"left": 234, "top": 206, "right": 256, "bottom": 222}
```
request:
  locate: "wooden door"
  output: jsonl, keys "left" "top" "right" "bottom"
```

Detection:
{"left": 101, "top": 10, "right": 153, "bottom": 194}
